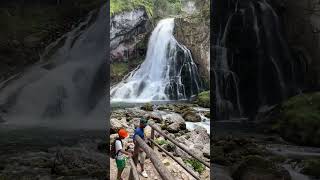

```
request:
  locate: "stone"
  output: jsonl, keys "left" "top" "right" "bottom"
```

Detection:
{"left": 110, "top": 118, "right": 128, "bottom": 133}
{"left": 163, "top": 113, "right": 185, "bottom": 125}
{"left": 167, "top": 122, "right": 186, "bottom": 133}
{"left": 182, "top": 110, "right": 201, "bottom": 122}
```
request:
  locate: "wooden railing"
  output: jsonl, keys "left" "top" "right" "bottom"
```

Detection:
{"left": 128, "top": 123, "right": 210, "bottom": 180}
{"left": 149, "top": 124, "right": 210, "bottom": 168}
{"left": 131, "top": 135, "right": 174, "bottom": 180}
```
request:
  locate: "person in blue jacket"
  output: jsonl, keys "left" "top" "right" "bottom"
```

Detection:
{"left": 133, "top": 117, "right": 148, "bottom": 178}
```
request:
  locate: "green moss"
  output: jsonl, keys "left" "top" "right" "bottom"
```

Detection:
{"left": 111, "top": 63, "right": 128, "bottom": 77}
{"left": 301, "top": 159, "right": 320, "bottom": 178}
{"left": 195, "top": 91, "right": 210, "bottom": 108}
{"left": 184, "top": 159, "right": 205, "bottom": 174}
{"left": 110, "top": 0, "right": 154, "bottom": 17}
{"left": 274, "top": 92, "right": 320, "bottom": 146}
{"left": 155, "top": 138, "right": 168, "bottom": 146}
{"left": 141, "top": 103, "right": 153, "bottom": 111}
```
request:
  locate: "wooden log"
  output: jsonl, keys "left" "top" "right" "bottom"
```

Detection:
{"left": 150, "top": 139, "right": 201, "bottom": 180}
{"left": 149, "top": 124, "right": 210, "bottom": 168}
{"left": 151, "top": 128, "right": 155, "bottom": 150}
{"left": 129, "top": 158, "right": 140, "bottom": 180}
{"left": 135, "top": 136, "right": 175, "bottom": 180}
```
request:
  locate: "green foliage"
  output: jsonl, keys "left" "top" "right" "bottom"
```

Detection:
{"left": 184, "top": 159, "right": 205, "bottom": 174}
{"left": 274, "top": 92, "right": 320, "bottom": 146}
{"left": 153, "top": 0, "right": 182, "bottom": 19}
{"left": 195, "top": 91, "right": 210, "bottom": 108}
{"left": 155, "top": 138, "right": 168, "bottom": 146}
{"left": 302, "top": 159, "right": 320, "bottom": 178}
{"left": 111, "top": 63, "right": 128, "bottom": 77}
{"left": 110, "top": 0, "right": 154, "bottom": 17}
{"left": 141, "top": 102, "right": 153, "bottom": 111}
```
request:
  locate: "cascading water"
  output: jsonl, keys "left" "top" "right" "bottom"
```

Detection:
{"left": 0, "top": 5, "right": 107, "bottom": 129}
{"left": 214, "top": 0, "right": 307, "bottom": 120}
{"left": 111, "top": 18, "right": 202, "bottom": 102}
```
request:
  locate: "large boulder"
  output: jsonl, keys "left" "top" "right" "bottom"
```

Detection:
{"left": 110, "top": 118, "right": 128, "bottom": 133}
{"left": 163, "top": 113, "right": 185, "bottom": 125}
{"left": 167, "top": 122, "right": 186, "bottom": 133}
{"left": 162, "top": 113, "right": 186, "bottom": 133}
{"left": 182, "top": 110, "right": 201, "bottom": 122}
{"left": 232, "top": 155, "right": 291, "bottom": 180}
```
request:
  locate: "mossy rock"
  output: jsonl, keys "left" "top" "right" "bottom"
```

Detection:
{"left": 194, "top": 91, "right": 210, "bottom": 108}
{"left": 273, "top": 92, "right": 320, "bottom": 146}
{"left": 232, "top": 155, "right": 291, "bottom": 180}
{"left": 301, "top": 159, "right": 320, "bottom": 178}
{"left": 141, "top": 103, "right": 153, "bottom": 111}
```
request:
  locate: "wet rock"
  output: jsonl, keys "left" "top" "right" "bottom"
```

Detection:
{"left": 167, "top": 122, "right": 186, "bottom": 133}
{"left": 182, "top": 110, "right": 201, "bottom": 122}
{"left": 232, "top": 155, "right": 291, "bottom": 180}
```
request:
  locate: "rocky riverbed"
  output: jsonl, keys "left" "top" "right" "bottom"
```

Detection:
{"left": 212, "top": 120, "right": 320, "bottom": 180}
{"left": 110, "top": 102, "right": 211, "bottom": 179}
{"left": 0, "top": 126, "right": 107, "bottom": 179}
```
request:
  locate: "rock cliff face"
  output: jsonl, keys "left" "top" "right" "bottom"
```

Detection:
{"left": 174, "top": 0, "right": 210, "bottom": 88}
{"left": 110, "top": 8, "right": 152, "bottom": 62}
{"left": 110, "top": 8, "right": 152, "bottom": 84}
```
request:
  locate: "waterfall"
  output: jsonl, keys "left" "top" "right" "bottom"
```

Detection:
{"left": 111, "top": 18, "right": 201, "bottom": 102}
{"left": 0, "top": 5, "right": 107, "bottom": 128}
{"left": 214, "top": 0, "right": 306, "bottom": 120}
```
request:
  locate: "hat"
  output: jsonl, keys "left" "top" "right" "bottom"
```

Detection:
{"left": 140, "top": 117, "right": 148, "bottom": 126}
{"left": 118, "top": 128, "right": 129, "bottom": 138}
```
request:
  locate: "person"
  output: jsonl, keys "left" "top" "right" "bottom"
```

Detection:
{"left": 115, "top": 128, "right": 132, "bottom": 180}
{"left": 133, "top": 117, "right": 149, "bottom": 178}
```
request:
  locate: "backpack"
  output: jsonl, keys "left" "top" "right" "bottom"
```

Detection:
{"left": 110, "top": 138, "right": 123, "bottom": 159}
